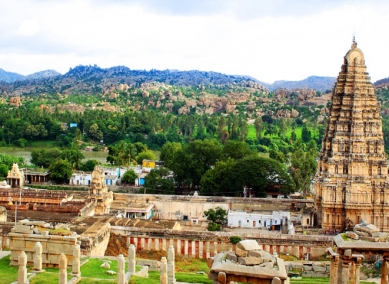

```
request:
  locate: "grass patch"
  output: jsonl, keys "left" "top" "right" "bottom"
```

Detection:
{"left": 80, "top": 258, "right": 118, "bottom": 280}
{"left": 290, "top": 278, "right": 374, "bottom": 284}
{"left": 0, "top": 255, "right": 18, "bottom": 284}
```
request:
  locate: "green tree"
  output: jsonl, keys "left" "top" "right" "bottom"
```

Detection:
{"left": 200, "top": 159, "right": 236, "bottom": 196}
{"left": 88, "top": 123, "right": 103, "bottom": 142}
{"left": 301, "top": 125, "right": 311, "bottom": 143}
{"left": 222, "top": 140, "right": 253, "bottom": 160}
{"left": 0, "top": 164, "right": 8, "bottom": 177}
{"left": 289, "top": 140, "right": 318, "bottom": 196}
{"left": 136, "top": 150, "right": 156, "bottom": 165}
{"left": 144, "top": 167, "right": 174, "bottom": 194}
{"left": 203, "top": 207, "right": 227, "bottom": 231}
{"left": 160, "top": 142, "right": 182, "bottom": 169}
{"left": 49, "top": 159, "right": 73, "bottom": 183}
{"left": 107, "top": 141, "right": 138, "bottom": 166}
{"left": 254, "top": 117, "right": 263, "bottom": 140}
{"left": 232, "top": 155, "right": 295, "bottom": 197}
{"left": 31, "top": 148, "right": 62, "bottom": 168}
{"left": 79, "top": 160, "right": 99, "bottom": 172}
{"left": 171, "top": 139, "right": 222, "bottom": 188}
{"left": 61, "top": 148, "right": 85, "bottom": 169}
{"left": 121, "top": 169, "right": 138, "bottom": 184}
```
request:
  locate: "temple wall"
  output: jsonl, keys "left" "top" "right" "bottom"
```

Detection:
{"left": 110, "top": 226, "right": 331, "bottom": 260}
{"left": 114, "top": 193, "right": 313, "bottom": 222}
{"left": 9, "top": 233, "right": 79, "bottom": 267}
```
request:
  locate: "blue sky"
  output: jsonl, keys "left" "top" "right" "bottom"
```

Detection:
{"left": 1, "top": 0, "right": 389, "bottom": 83}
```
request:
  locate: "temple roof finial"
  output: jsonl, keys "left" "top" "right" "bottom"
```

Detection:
{"left": 351, "top": 33, "right": 357, "bottom": 49}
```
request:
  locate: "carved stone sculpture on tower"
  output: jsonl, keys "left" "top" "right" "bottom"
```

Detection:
{"left": 313, "top": 38, "right": 389, "bottom": 231}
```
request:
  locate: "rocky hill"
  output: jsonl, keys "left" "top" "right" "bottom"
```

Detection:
{"left": 0, "top": 68, "right": 25, "bottom": 83}
{"left": 267, "top": 76, "right": 336, "bottom": 92}
{"left": 0, "top": 65, "right": 267, "bottom": 97}
{"left": 0, "top": 68, "right": 61, "bottom": 83}
{"left": 26, "top": 69, "right": 61, "bottom": 80}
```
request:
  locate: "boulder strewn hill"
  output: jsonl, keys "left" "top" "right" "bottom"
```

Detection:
{"left": 268, "top": 76, "right": 336, "bottom": 92}
{"left": 0, "top": 65, "right": 268, "bottom": 97}
{"left": 0, "top": 68, "right": 61, "bottom": 83}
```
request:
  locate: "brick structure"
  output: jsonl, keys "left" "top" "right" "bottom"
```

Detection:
{"left": 313, "top": 38, "right": 389, "bottom": 231}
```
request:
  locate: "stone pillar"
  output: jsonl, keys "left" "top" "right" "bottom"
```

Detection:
{"left": 191, "top": 240, "right": 196, "bottom": 257}
{"left": 355, "top": 257, "right": 362, "bottom": 284}
{"left": 184, "top": 240, "right": 188, "bottom": 256}
{"left": 160, "top": 257, "right": 167, "bottom": 284}
{"left": 199, "top": 241, "right": 204, "bottom": 259}
{"left": 206, "top": 241, "right": 210, "bottom": 258}
{"left": 59, "top": 253, "right": 68, "bottom": 284}
{"left": 117, "top": 254, "right": 125, "bottom": 284}
{"left": 162, "top": 239, "right": 167, "bottom": 251}
{"left": 128, "top": 244, "right": 136, "bottom": 274}
{"left": 177, "top": 239, "right": 181, "bottom": 256}
{"left": 329, "top": 255, "right": 339, "bottom": 284}
{"left": 213, "top": 242, "right": 218, "bottom": 255}
{"left": 350, "top": 261, "right": 356, "bottom": 284}
{"left": 155, "top": 238, "right": 160, "bottom": 251}
{"left": 271, "top": 277, "right": 282, "bottom": 284}
{"left": 341, "top": 260, "right": 350, "bottom": 284}
{"left": 141, "top": 237, "right": 145, "bottom": 249}
{"left": 72, "top": 244, "right": 81, "bottom": 277}
{"left": 18, "top": 251, "right": 27, "bottom": 284}
{"left": 133, "top": 237, "right": 138, "bottom": 249}
{"left": 382, "top": 257, "right": 388, "bottom": 284}
{"left": 34, "top": 242, "right": 43, "bottom": 272}
{"left": 167, "top": 245, "right": 176, "bottom": 284}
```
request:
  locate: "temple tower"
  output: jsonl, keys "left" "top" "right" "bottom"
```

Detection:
{"left": 314, "top": 38, "right": 389, "bottom": 231}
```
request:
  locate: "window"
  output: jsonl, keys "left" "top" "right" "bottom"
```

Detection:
{"left": 247, "top": 220, "right": 249, "bottom": 223}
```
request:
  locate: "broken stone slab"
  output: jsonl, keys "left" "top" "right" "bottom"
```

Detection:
{"left": 262, "top": 252, "right": 273, "bottom": 262}
{"left": 238, "top": 257, "right": 263, "bottom": 266}
{"left": 248, "top": 250, "right": 265, "bottom": 258}
{"left": 235, "top": 247, "right": 248, "bottom": 257}
{"left": 226, "top": 252, "right": 237, "bottom": 262}
{"left": 312, "top": 264, "right": 326, "bottom": 272}
{"left": 303, "top": 265, "right": 313, "bottom": 271}
{"left": 259, "top": 262, "right": 273, "bottom": 268}
{"left": 345, "top": 231, "right": 359, "bottom": 240}
{"left": 106, "top": 270, "right": 116, "bottom": 275}
{"left": 236, "top": 240, "right": 261, "bottom": 251}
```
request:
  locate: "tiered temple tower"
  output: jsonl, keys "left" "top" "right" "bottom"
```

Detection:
{"left": 314, "top": 38, "right": 389, "bottom": 231}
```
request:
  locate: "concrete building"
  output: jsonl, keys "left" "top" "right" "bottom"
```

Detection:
{"left": 313, "top": 38, "right": 389, "bottom": 231}
{"left": 228, "top": 210, "right": 290, "bottom": 230}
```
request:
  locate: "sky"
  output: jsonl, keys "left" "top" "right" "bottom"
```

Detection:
{"left": 1, "top": 0, "right": 389, "bottom": 83}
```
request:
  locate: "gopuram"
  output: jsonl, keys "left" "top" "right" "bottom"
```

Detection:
{"left": 314, "top": 38, "right": 389, "bottom": 231}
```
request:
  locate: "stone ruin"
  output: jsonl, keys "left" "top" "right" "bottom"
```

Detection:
{"left": 345, "top": 217, "right": 388, "bottom": 242}
{"left": 207, "top": 240, "right": 288, "bottom": 284}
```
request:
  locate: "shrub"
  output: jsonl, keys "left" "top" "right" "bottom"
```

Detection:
{"left": 229, "top": 236, "right": 242, "bottom": 244}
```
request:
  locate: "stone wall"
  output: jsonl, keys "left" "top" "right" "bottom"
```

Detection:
{"left": 285, "top": 261, "right": 330, "bottom": 278}
{"left": 114, "top": 193, "right": 313, "bottom": 222}
{"left": 110, "top": 226, "right": 332, "bottom": 260}
{"left": 9, "top": 233, "right": 80, "bottom": 267}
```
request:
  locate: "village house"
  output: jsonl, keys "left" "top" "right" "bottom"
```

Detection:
{"left": 227, "top": 210, "right": 291, "bottom": 231}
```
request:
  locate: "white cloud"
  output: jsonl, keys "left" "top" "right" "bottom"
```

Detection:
{"left": 0, "top": 0, "right": 389, "bottom": 82}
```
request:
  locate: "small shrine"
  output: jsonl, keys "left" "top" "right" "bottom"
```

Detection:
{"left": 6, "top": 163, "right": 24, "bottom": 189}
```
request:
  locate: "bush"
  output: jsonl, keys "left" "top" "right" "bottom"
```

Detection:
{"left": 207, "top": 223, "right": 221, "bottom": 231}
{"left": 229, "top": 236, "right": 242, "bottom": 244}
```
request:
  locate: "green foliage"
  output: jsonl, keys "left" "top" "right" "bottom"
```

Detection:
{"left": 122, "top": 169, "right": 138, "bottom": 184}
{"left": 31, "top": 148, "right": 62, "bottom": 168}
{"left": 79, "top": 159, "right": 99, "bottom": 172}
{"left": 170, "top": 139, "right": 222, "bottom": 188}
{"left": 203, "top": 207, "right": 227, "bottom": 231}
{"left": 289, "top": 140, "right": 318, "bottom": 196}
{"left": 0, "top": 164, "right": 8, "bottom": 177}
{"left": 144, "top": 167, "right": 174, "bottom": 194}
{"left": 61, "top": 148, "right": 84, "bottom": 169}
{"left": 136, "top": 150, "right": 156, "bottom": 165}
{"left": 48, "top": 159, "right": 73, "bottom": 183}
{"left": 222, "top": 140, "right": 253, "bottom": 160}
{"left": 232, "top": 155, "right": 295, "bottom": 197}
{"left": 107, "top": 141, "right": 141, "bottom": 166}
{"left": 200, "top": 159, "right": 236, "bottom": 196}
{"left": 229, "top": 236, "right": 242, "bottom": 244}
{"left": 160, "top": 142, "right": 182, "bottom": 169}
{"left": 0, "top": 153, "right": 25, "bottom": 169}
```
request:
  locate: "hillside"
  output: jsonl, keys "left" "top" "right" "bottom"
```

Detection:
{"left": 0, "top": 68, "right": 25, "bottom": 83}
{"left": 268, "top": 76, "right": 336, "bottom": 92}
{"left": 0, "top": 65, "right": 267, "bottom": 97}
